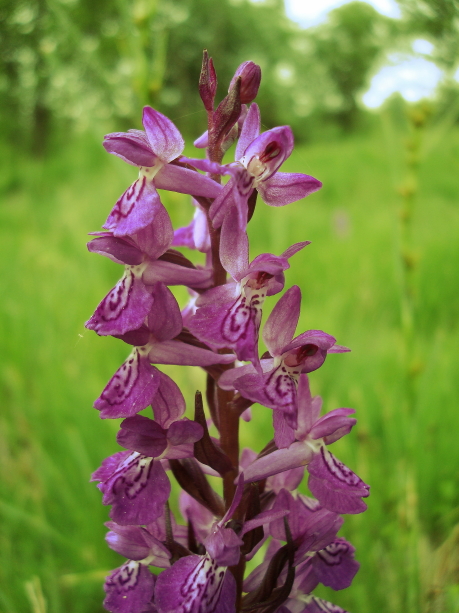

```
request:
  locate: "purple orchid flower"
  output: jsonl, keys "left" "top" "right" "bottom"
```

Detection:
{"left": 94, "top": 283, "right": 235, "bottom": 419}
{"left": 172, "top": 198, "right": 211, "bottom": 253}
{"left": 86, "top": 209, "right": 212, "bottom": 337}
{"left": 240, "top": 375, "right": 370, "bottom": 514}
{"left": 91, "top": 414, "right": 203, "bottom": 526}
{"left": 184, "top": 104, "right": 321, "bottom": 231}
{"left": 103, "top": 106, "right": 222, "bottom": 237}
{"left": 103, "top": 560, "right": 156, "bottom": 613}
{"left": 245, "top": 538, "right": 355, "bottom": 613}
{"left": 155, "top": 477, "right": 289, "bottom": 613}
{"left": 219, "top": 286, "right": 348, "bottom": 429}
{"left": 188, "top": 211, "right": 310, "bottom": 367}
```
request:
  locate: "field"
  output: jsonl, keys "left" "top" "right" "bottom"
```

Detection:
{"left": 1, "top": 118, "right": 459, "bottom": 613}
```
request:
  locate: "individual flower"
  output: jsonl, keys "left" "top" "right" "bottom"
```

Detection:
{"left": 241, "top": 375, "right": 370, "bottom": 514}
{"left": 219, "top": 286, "right": 348, "bottom": 430}
{"left": 94, "top": 283, "right": 235, "bottom": 419}
{"left": 103, "top": 106, "right": 222, "bottom": 237}
{"left": 86, "top": 208, "right": 212, "bottom": 337}
{"left": 91, "top": 413, "right": 203, "bottom": 526}
{"left": 184, "top": 103, "right": 321, "bottom": 231}
{"left": 189, "top": 209, "right": 309, "bottom": 367}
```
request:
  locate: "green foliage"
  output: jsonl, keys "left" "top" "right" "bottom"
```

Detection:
{"left": 396, "top": 0, "right": 459, "bottom": 70}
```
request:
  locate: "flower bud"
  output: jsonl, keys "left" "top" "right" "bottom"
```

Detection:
{"left": 229, "top": 61, "right": 261, "bottom": 104}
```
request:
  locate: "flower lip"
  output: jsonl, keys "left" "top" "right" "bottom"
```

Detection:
{"left": 283, "top": 344, "right": 319, "bottom": 367}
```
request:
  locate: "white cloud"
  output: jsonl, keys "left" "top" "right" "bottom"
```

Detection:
{"left": 284, "top": 0, "right": 400, "bottom": 28}
{"left": 362, "top": 57, "right": 443, "bottom": 108}
{"left": 412, "top": 39, "right": 434, "bottom": 55}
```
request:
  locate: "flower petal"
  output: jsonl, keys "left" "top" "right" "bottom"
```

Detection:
{"left": 86, "top": 269, "right": 153, "bottom": 337}
{"left": 147, "top": 283, "right": 183, "bottom": 341}
{"left": 87, "top": 235, "right": 143, "bottom": 265}
{"left": 104, "top": 178, "right": 163, "bottom": 237}
{"left": 102, "top": 453, "right": 171, "bottom": 525}
{"left": 155, "top": 164, "right": 222, "bottom": 198}
{"left": 148, "top": 340, "right": 235, "bottom": 367}
{"left": 262, "top": 286, "right": 301, "bottom": 356}
{"left": 142, "top": 106, "right": 184, "bottom": 162}
{"left": 94, "top": 349, "right": 160, "bottom": 419}
{"left": 104, "top": 561, "right": 156, "bottom": 613}
{"left": 257, "top": 172, "right": 322, "bottom": 207}
{"left": 235, "top": 103, "right": 260, "bottom": 160}
{"left": 308, "top": 448, "right": 370, "bottom": 514}
{"left": 152, "top": 371, "right": 186, "bottom": 428}
{"left": 103, "top": 130, "right": 156, "bottom": 167}
{"left": 155, "top": 555, "right": 236, "bottom": 613}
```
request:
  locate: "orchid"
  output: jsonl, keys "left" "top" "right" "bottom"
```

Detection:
{"left": 219, "top": 285, "right": 349, "bottom": 434}
{"left": 103, "top": 107, "right": 222, "bottom": 237}
{"left": 84, "top": 52, "right": 369, "bottom": 613}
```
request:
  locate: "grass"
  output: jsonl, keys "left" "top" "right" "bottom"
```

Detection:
{"left": 1, "top": 119, "right": 458, "bottom": 613}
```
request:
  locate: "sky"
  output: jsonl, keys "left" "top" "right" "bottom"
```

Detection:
{"left": 284, "top": 0, "right": 446, "bottom": 108}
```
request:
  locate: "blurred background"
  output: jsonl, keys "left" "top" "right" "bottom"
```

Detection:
{"left": 1, "top": 0, "right": 459, "bottom": 611}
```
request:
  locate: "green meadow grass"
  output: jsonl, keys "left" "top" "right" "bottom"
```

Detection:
{"left": 1, "top": 123, "right": 458, "bottom": 613}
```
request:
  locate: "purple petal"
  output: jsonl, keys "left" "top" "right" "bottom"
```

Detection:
{"left": 117, "top": 415, "right": 168, "bottom": 457}
{"left": 105, "top": 523, "right": 153, "bottom": 560}
{"left": 142, "top": 260, "right": 212, "bottom": 289}
{"left": 92, "top": 450, "right": 130, "bottom": 483}
{"left": 148, "top": 340, "right": 235, "bottom": 367}
{"left": 282, "top": 330, "right": 337, "bottom": 355}
{"left": 309, "top": 409, "right": 356, "bottom": 444}
{"left": 87, "top": 235, "right": 143, "bottom": 265}
{"left": 147, "top": 283, "right": 182, "bottom": 341}
{"left": 134, "top": 207, "right": 174, "bottom": 260}
{"left": 115, "top": 325, "right": 151, "bottom": 347}
{"left": 308, "top": 448, "right": 370, "bottom": 514}
{"left": 152, "top": 371, "right": 186, "bottom": 428}
{"left": 86, "top": 270, "right": 153, "bottom": 337}
{"left": 104, "top": 178, "right": 163, "bottom": 237}
{"left": 155, "top": 555, "right": 236, "bottom": 613}
{"left": 204, "top": 525, "right": 243, "bottom": 567}
{"left": 235, "top": 365, "right": 299, "bottom": 426}
{"left": 209, "top": 178, "right": 238, "bottom": 229}
{"left": 311, "top": 538, "right": 359, "bottom": 590}
{"left": 273, "top": 409, "right": 296, "bottom": 449}
{"left": 235, "top": 103, "right": 260, "bottom": 160}
{"left": 104, "top": 562, "right": 156, "bottom": 613}
{"left": 257, "top": 172, "right": 322, "bottom": 207}
{"left": 102, "top": 453, "right": 171, "bottom": 525}
{"left": 262, "top": 286, "right": 301, "bottom": 356}
{"left": 242, "top": 442, "right": 313, "bottom": 483}
{"left": 241, "top": 126, "right": 294, "bottom": 181}
{"left": 179, "top": 157, "right": 229, "bottom": 176}
{"left": 142, "top": 107, "right": 184, "bottom": 162}
{"left": 295, "top": 374, "right": 322, "bottom": 440}
{"left": 155, "top": 164, "right": 222, "bottom": 198}
{"left": 94, "top": 350, "right": 160, "bottom": 419}
{"left": 220, "top": 208, "right": 249, "bottom": 280}
{"left": 218, "top": 360, "right": 272, "bottom": 391}
{"left": 167, "top": 418, "right": 203, "bottom": 446}
{"left": 303, "top": 596, "right": 348, "bottom": 613}
{"left": 281, "top": 241, "right": 311, "bottom": 260}
{"left": 194, "top": 130, "right": 208, "bottom": 148}
{"left": 103, "top": 130, "right": 156, "bottom": 167}
{"left": 266, "top": 465, "right": 305, "bottom": 493}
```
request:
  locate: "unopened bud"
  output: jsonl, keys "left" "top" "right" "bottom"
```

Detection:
{"left": 199, "top": 49, "right": 218, "bottom": 112}
{"left": 229, "top": 61, "right": 261, "bottom": 104}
